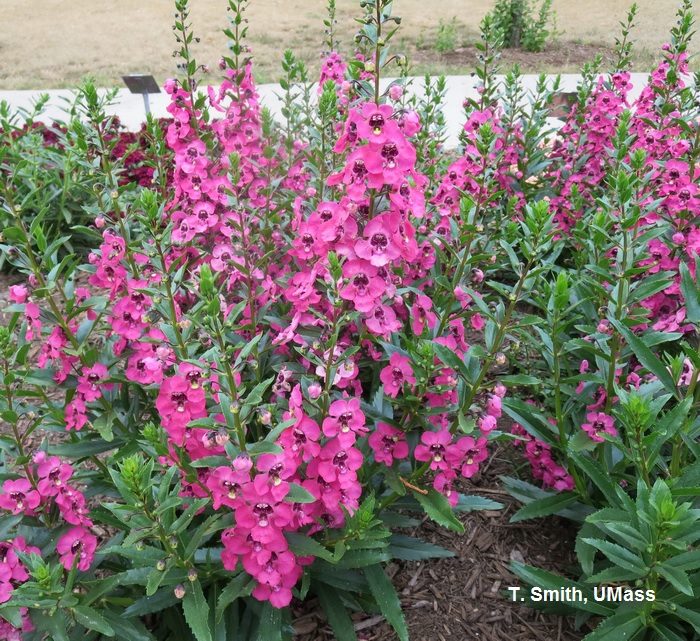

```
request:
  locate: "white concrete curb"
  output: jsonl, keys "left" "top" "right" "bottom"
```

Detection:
{"left": 0, "top": 73, "right": 654, "bottom": 148}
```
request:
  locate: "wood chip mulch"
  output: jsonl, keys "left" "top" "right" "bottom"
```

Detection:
{"left": 294, "top": 447, "right": 587, "bottom": 641}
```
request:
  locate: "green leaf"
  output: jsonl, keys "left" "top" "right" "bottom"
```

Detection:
{"left": 580, "top": 539, "right": 647, "bottom": 574}
{"left": 679, "top": 261, "right": 700, "bottom": 325}
{"left": 567, "top": 430, "right": 599, "bottom": 452}
{"left": 510, "top": 492, "right": 579, "bottom": 522}
{"left": 575, "top": 522, "right": 599, "bottom": 576}
{"left": 93, "top": 411, "right": 115, "bottom": 442}
{"left": 73, "top": 605, "right": 115, "bottom": 637}
{"left": 100, "top": 612, "right": 156, "bottom": 641}
{"left": 657, "top": 563, "right": 693, "bottom": 596}
{"left": 147, "top": 568, "right": 167, "bottom": 597}
{"left": 653, "top": 621, "right": 688, "bottom": 641}
{"left": 335, "top": 548, "right": 391, "bottom": 569}
{"left": 216, "top": 574, "right": 255, "bottom": 622}
{"left": 664, "top": 603, "right": 700, "bottom": 634}
{"left": 665, "top": 548, "right": 700, "bottom": 571}
{"left": 364, "top": 564, "right": 409, "bottom": 641}
{"left": 256, "top": 602, "right": 282, "bottom": 641}
{"left": 453, "top": 494, "right": 503, "bottom": 512}
{"left": 502, "top": 398, "right": 557, "bottom": 446}
{"left": 433, "top": 343, "right": 471, "bottom": 382}
{"left": 124, "top": 587, "right": 180, "bottom": 617}
{"left": 30, "top": 610, "right": 71, "bottom": 641}
{"left": 247, "top": 440, "right": 283, "bottom": 456}
{"left": 0, "top": 606, "right": 22, "bottom": 628}
{"left": 317, "top": 586, "right": 358, "bottom": 641}
{"left": 569, "top": 453, "right": 622, "bottom": 508}
{"left": 170, "top": 498, "right": 209, "bottom": 534}
{"left": 285, "top": 532, "right": 337, "bottom": 562}
{"left": 284, "top": 483, "right": 316, "bottom": 503}
{"left": 609, "top": 319, "right": 680, "bottom": 399}
{"left": 310, "top": 565, "right": 368, "bottom": 592}
{"left": 581, "top": 609, "right": 643, "bottom": 641}
{"left": 500, "top": 374, "right": 542, "bottom": 386}
{"left": 183, "top": 580, "right": 213, "bottom": 641}
{"left": 413, "top": 489, "right": 464, "bottom": 533}
{"left": 388, "top": 534, "right": 455, "bottom": 561}
{"left": 51, "top": 437, "right": 118, "bottom": 457}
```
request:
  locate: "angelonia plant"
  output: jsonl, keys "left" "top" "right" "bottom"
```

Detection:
{"left": 1, "top": 0, "right": 700, "bottom": 640}
{"left": 0, "top": 90, "right": 170, "bottom": 270}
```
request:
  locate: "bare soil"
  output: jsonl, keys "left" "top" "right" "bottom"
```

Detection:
{"left": 1, "top": 0, "right": 696, "bottom": 90}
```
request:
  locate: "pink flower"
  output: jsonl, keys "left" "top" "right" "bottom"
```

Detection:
{"left": 433, "top": 470, "right": 458, "bottom": 506}
{"left": 414, "top": 430, "right": 452, "bottom": 471}
{"left": 368, "top": 423, "right": 408, "bottom": 465}
{"left": 322, "top": 399, "right": 367, "bottom": 448}
{"left": 355, "top": 215, "right": 401, "bottom": 266}
{"left": 365, "top": 304, "right": 401, "bottom": 336}
{"left": 453, "top": 436, "right": 488, "bottom": 478}
{"left": 56, "top": 527, "right": 97, "bottom": 571}
{"left": 478, "top": 415, "right": 497, "bottom": 436}
{"left": 312, "top": 439, "right": 363, "bottom": 488}
{"left": 9, "top": 285, "right": 28, "bottom": 304}
{"left": 55, "top": 486, "right": 93, "bottom": 526}
{"left": 339, "top": 260, "right": 386, "bottom": 313}
{"left": 389, "top": 85, "right": 403, "bottom": 101}
{"left": 379, "top": 352, "right": 416, "bottom": 398}
{"left": 24, "top": 302, "right": 41, "bottom": 341}
{"left": 0, "top": 479, "right": 41, "bottom": 514}
{"left": 206, "top": 465, "right": 250, "bottom": 510}
{"left": 37, "top": 457, "right": 73, "bottom": 497}
{"left": 76, "top": 363, "right": 111, "bottom": 402}
{"left": 543, "top": 465, "right": 575, "bottom": 492}
{"left": 411, "top": 295, "right": 437, "bottom": 335}
{"left": 307, "top": 383, "right": 323, "bottom": 399}
{"left": 581, "top": 412, "right": 616, "bottom": 443}
{"left": 155, "top": 375, "right": 207, "bottom": 445}
{"left": 357, "top": 103, "right": 399, "bottom": 144}
{"left": 486, "top": 395, "right": 502, "bottom": 418}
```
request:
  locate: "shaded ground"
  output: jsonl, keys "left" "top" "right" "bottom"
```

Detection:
{"left": 293, "top": 445, "right": 586, "bottom": 641}
{"left": 1, "top": 0, "right": 696, "bottom": 89}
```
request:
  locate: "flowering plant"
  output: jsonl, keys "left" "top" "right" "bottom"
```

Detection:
{"left": 2, "top": 0, "right": 700, "bottom": 639}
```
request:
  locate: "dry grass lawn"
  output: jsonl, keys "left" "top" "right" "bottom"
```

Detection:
{"left": 0, "top": 0, "right": 697, "bottom": 90}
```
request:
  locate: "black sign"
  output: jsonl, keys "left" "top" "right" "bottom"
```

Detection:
{"left": 122, "top": 75, "right": 161, "bottom": 95}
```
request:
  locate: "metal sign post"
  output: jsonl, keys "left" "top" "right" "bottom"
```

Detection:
{"left": 122, "top": 74, "right": 161, "bottom": 116}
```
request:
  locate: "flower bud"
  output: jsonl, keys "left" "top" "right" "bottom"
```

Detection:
{"left": 307, "top": 383, "right": 323, "bottom": 400}
{"left": 187, "top": 568, "right": 198, "bottom": 582}
{"left": 389, "top": 85, "right": 403, "bottom": 101}
{"left": 215, "top": 429, "right": 230, "bottom": 446}
{"left": 174, "top": 584, "right": 186, "bottom": 599}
